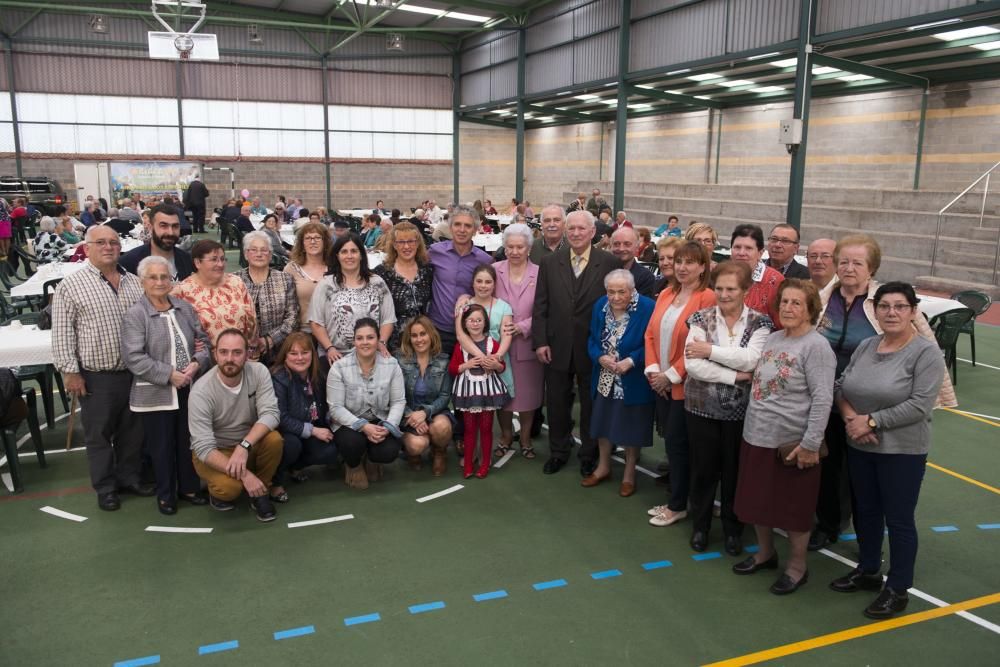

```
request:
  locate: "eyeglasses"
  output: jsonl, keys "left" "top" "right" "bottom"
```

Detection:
{"left": 87, "top": 239, "right": 121, "bottom": 247}
{"left": 394, "top": 239, "right": 417, "bottom": 246}
{"left": 303, "top": 235, "right": 324, "bottom": 243}
{"left": 807, "top": 253, "right": 834, "bottom": 261}
{"left": 768, "top": 236, "right": 798, "bottom": 245}
{"left": 875, "top": 303, "right": 914, "bottom": 314}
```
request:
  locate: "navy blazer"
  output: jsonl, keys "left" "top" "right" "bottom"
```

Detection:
{"left": 587, "top": 294, "right": 656, "bottom": 406}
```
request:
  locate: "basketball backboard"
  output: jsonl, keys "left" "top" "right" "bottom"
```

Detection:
{"left": 148, "top": 31, "right": 220, "bottom": 61}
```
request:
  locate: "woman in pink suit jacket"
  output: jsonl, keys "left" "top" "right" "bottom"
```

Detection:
{"left": 494, "top": 223, "right": 544, "bottom": 459}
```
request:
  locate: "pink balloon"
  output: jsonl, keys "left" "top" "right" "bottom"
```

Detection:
{"left": 241, "top": 189, "right": 250, "bottom": 198}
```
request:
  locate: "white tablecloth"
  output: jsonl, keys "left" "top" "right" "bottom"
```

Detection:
{"left": 918, "top": 294, "right": 967, "bottom": 320}
{"left": 279, "top": 224, "right": 296, "bottom": 247}
{"left": 0, "top": 326, "right": 53, "bottom": 367}
{"left": 10, "top": 262, "right": 86, "bottom": 298}
{"left": 473, "top": 234, "right": 503, "bottom": 253}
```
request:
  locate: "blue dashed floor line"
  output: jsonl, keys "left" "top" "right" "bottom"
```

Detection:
{"left": 113, "top": 656, "right": 160, "bottom": 667}
{"left": 745, "top": 545, "right": 759, "bottom": 553}
{"left": 198, "top": 640, "right": 238, "bottom": 655}
{"left": 409, "top": 601, "right": 446, "bottom": 614}
{"left": 978, "top": 523, "right": 1000, "bottom": 530}
{"left": 840, "top": 533, "right": 857, "bottom": 541}
{"left": 591, "top": 569, "right": 622, "bottom": 580}
{"left": 533, "top": 579, "right": 568, "bottom": 590}
{"left": 472, "top": 590, "right": 508, "bottom": 602}
{"left": 343, "top": 613, "right": 381, "bottom": 627}
{"left": 692, "top": 552, "right": 722, "bottom": 561}
{"left": 273, "top": 626, "right": 315, "bottom": 640}
{"left": 642, "top": 560, "right": 672, "bottom": 570}
{"left": 931, "top": 525, "right": 959, "bottom": 532}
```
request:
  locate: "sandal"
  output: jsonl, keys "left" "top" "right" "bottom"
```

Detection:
{"left": 494, "top": 443, "right": 512, "bottom": 459}
{"left": 520, "top": 444, "right": 536, "bottom": 459}
{"left": 269, "top": 488, "right": 290, "bottom": 503}
{"left": 290, "top": 470, "right": 309, "bottom": 483}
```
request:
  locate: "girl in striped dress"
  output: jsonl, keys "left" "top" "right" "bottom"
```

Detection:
{"left": 449, "top": 304, "right": 509, "bottom": 479}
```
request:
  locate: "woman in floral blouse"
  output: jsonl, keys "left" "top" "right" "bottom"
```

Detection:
{"left": 172, "top": 239, "right": 257, "bottom": 353}
{"left": 373, "top": 222, "right": 433, "bottom": 353}
{"left": 33, "top": 217, "right": 69, "bottom": 263}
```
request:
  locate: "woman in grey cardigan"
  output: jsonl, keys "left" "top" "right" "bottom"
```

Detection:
{"left": 122, "top": 255, "right": 211, "bottom": 515}
{"left": 327, "top": 318, "right": 406, "bottom": 489}
{"left": 830, "top": 282, "right": 945, "bottom": 620}
{"left": 731, "top": 279, "right": 836, "bottom": 596}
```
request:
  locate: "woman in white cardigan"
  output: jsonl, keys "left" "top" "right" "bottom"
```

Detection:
{"left": 122, "top": 255, "right": 211, "bottom": 515}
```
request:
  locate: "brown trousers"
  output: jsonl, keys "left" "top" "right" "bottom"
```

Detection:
{"left": 191, "top": 431, "right": 283, "bottom": 501}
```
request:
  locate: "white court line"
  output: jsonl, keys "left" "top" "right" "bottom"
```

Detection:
{"left": 287, "top": 514, "right": 355, "bottom": 528}
{"left": 0, "top": 405, "right": 81, "bottom": 470}
{"left": 493, "top": 450, "right": 515, "bottom": 468}
{"left": 145, "top": 526, "right": 213, "bottom": 534}
{"left": 39, "top": 506, "right": 88, "bottom": 522}
{"left": 958, "top": 357, "right": 1000, "bottom": 371}
{"left": 953, "top": 409, "right": 1000, "bottom": 422}
{"left": 416, "top": 484, "right": 464, "bottom": 503}
{"left": 611, "top": 455, "right": 659, "bottom": 480}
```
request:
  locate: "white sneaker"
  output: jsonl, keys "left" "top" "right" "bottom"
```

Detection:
{"left": 649, "top": 508, "right": 687, "bottom": 527}
{"left": 647, "top": 504, "right": 668, "bottom": 517}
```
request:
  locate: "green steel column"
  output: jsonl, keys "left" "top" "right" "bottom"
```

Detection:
{"left": 4, "top": 39, "right": 22, "bottom": 178}
{"left": 613, "top": 0, "right": 632, "bottom": 212}
{"left": 785, "top": 0, "right": 818, "bottom": 233}
{"left": 913, "top": 86, "right": 929, "bottom": 190}
{"left": 515, "top": 28, "right": 525, "bottom": 202}
{"left": 714, "top": 109, "right": 723, "bottom": 185}
{"left": 452, "top": 51, "right": 461, "bottom": 204}
{"left": 322, "top": 56, "right": 332, "bottom": 210}
{"left": 174, "top": 5, "right": 184, "bottom": 157}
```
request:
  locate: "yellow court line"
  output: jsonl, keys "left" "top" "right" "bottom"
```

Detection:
{"left": 926, "top": 462, "right": 1000, "bottom": 496}
{"left": 703, "top": 591, "right": 1000, "bottom": 667}
{"left": 943, "top": 407, "right": 1000, "bottom": 428}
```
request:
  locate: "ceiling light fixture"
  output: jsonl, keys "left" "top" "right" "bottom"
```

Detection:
{"left": 386, "top": 33, "right": 404, "bottom": 51}
{"left": 717, "top": 79, "right": 754, "bottom": 87}
{"left": 747, "top": 52, "right": 781, "bottom": 61}
{"left": 667, "top": 68, "right": 691, "bottom": 75}
{"left": 575, "top": 94, "right": 599, "bottom": 101}
{"left": 628, "top": 103, "right": 652, "bottom": 110}
{"left": 971, "top": 39, "right": 1000, "bottom": 51}
{"left": 836, "top": 74, "right": 874, "bottom": 82}
{"left": 89, "top": 14, "right": 108, "bottom": 33}
{"left": 933, "top": 26, "right": 1000, "bottom": 41}
{"left": 748, "top": 85, "right": 785, "bottom": 93}
{"left": 907, "top": 18, "right": 962, "bottom": 31}
{"left": 771, "top": 58, "right": 798, "bottom": 68}
{"left": 812, "top": 66, "right": 840, "bottom": 75}
{"left": 688, "top": 72, "right": 723, "bottom": 81}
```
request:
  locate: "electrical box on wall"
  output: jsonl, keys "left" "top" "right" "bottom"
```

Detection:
{"left": 779, "top": 119, "right": 802, "bottom": 145}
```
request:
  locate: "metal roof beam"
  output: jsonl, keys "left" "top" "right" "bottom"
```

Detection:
{"left": 525, "top": 103, "right": 601, "bottom": 122}
{"left": 810, "top": 53, "right": 928, "bottom": 88}
{"left": 457, "top": 114, "right": 515, "bottom": 129}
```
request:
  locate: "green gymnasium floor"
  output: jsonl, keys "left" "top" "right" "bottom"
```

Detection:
{"left": 1, "top": 240, "right": 998, "bottom": 666}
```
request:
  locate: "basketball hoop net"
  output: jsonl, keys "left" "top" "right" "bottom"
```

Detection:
{"left": 179, "top": 49, "right": 191, "bottom": 60}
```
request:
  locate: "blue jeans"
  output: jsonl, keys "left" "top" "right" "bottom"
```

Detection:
{"left": 847, "top": 446, "right": 926, "bottom": 591}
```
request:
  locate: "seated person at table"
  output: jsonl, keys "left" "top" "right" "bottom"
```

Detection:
{"left": 103, "top": 208, "right": 136, "bottom": 237}
{"left": 236, "top": 204, "right": 255, "bottom": 234}
{"left": 188, "top": 329, "right": 283, "bottom": 522}
{"left": 33, "top": 216, "right": 69, "bottom": 263}
{"left": 120, "top": 204, "right": 194, "bottom": 282}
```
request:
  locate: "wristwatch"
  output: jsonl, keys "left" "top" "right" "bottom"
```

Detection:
{"left": 867, "top": 416, "right": 877, "bottom": 430}
{"left": 239, "top": 439, "right": 253, "bottom": 451}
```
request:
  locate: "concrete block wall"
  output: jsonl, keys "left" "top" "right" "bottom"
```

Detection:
{"left": 525, "top": 122, "right": 604, "bottom": 208}
{"left": 457, "top": 122, "right": 515, "bottom": 206}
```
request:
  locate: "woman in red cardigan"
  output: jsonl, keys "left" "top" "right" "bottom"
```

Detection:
{"left": 643, "top": 241, "right": 716, "bottom": 527}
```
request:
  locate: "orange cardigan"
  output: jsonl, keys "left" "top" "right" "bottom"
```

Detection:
{"left": 643, "top": 287, "right": 717, "bottom": 400}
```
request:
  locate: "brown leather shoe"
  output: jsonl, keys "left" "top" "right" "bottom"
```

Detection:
{"left": 580, "top": 473, "right": 610, "bottom": 488}
{"left": 619, "top": 481, "right": 636, "bottom": 497}
{"left": 432, "top": 450, "right": 447, "bottom": 477}
{"left": 408, "top": 455, "right": 423, "bottom": 471}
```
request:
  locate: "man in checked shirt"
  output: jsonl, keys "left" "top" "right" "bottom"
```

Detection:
{"left": 52, "top": 224, "right": 155, "bottom": 511}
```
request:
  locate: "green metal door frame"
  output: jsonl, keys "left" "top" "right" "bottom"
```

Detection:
{"left": 3, "top": 38, "right": 22, "bottom": 178}
{"left": 515, "top": 27, "right": 526, "bottom": 202}
{"left": 612, "top": 0, "right": 631, "bottom": 213}
{"left": 322, "top": 56, "right": 333, "bottom": 211}
{"left": 785, "top": 0, "right": 818, "bottom": 233}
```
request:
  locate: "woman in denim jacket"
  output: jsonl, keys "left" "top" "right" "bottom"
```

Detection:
{"left": 396, "top": 316, "right": 454, "bottom": 477}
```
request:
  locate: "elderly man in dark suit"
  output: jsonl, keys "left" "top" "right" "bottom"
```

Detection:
{"left": 533, "top": 209, "right": 619, "bottom": 476}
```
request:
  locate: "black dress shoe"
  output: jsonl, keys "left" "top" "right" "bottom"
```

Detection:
{"left": 863, "top": 587, "right": 909, "bottom": 619}
{"left": 98, "top": 492, "right": 121, "bottom": 511}
{"left": 580, "top": 460, "right": 597, "bottom": 477}
{"left": 251, "top": 496, "right": 277, "bottom": 523}
{"left": 158, "top": 500, "right": 177, "bottom": 516}
{"left": 120, "top": 482, "right": 156, "bottom": 497}
{"left": 732, "top": 553, "right": 778, "bottom": 575}
{"left": 724, "top": 535, "right": 743, "bottom": 557}
{"left": 770, "top": 570, "right": 809, "bottom": 595}
{"left": 179, "top": 492, "right": 209, "bottom": 506}
{"left": 830, "top": 567, "right": 883, "bottom": 593}
{"left": 690, "top": 531, "right": 708, "bottom": 552}
{"left": 543, "top": 458, "right": 566, "bottom": 475}
{"left": 808, "top": 530, "right": 836, "bottom": 551}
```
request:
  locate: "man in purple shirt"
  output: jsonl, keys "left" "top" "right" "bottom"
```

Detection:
{"left": 427, "top": 204, "right": 493, "bottom": 353}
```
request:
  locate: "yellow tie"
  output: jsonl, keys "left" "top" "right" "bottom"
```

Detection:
{"left": 572, "top": 254, "right": 584, "bottom": 277}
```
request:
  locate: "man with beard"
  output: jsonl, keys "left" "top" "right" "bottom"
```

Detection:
{"left": 120, "top": 203, "right": 195, "bottom": 282}
{"left": 188, "top": 329, "right": 282, "bottom": 521}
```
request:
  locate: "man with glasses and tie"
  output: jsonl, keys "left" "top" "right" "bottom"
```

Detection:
{"left": 766, "top": 223, "right": 810, "bottom": 279}
{"left": 533, "top": 210, "right": 618, "bottom": 477}
{"left": 52, "top": 224, "right": 151, "bottom": 511}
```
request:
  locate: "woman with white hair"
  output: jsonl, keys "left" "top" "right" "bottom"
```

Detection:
{"left": 122, "top": 255, "right": 211, "bottom": 515}
{"left": 493, "top": 223, "right": 544, "bottom": 458}
{"left": 33, "top": 216, "right": 69, "bottom": 263}
{"left": 583, "top": 268, "right": 656, "bottom": 495}
{"left": 237, "top": 231, "right": 299, "bottom": 365}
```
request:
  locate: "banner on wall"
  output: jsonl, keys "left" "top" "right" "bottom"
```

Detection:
{"left": 109, "top": 161, "right": 202, "bottom": 203}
